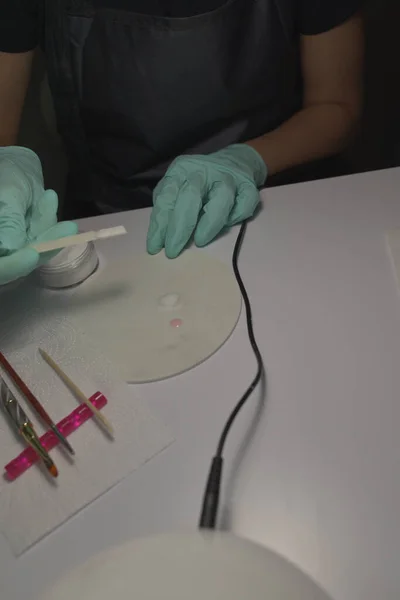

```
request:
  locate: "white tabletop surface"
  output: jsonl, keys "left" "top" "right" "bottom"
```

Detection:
{"left": 1, "top": 168, "right": 400, "bottom": 600}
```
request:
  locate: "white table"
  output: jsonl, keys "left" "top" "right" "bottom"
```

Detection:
{"left": 1, "top": 168, "right": 400, "bottom": 600}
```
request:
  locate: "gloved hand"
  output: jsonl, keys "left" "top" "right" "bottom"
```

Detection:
{"left": 0, "top": 147, "right": 78, "bottom": 286}
{"left": 147, "top": 144, "right": 267, "bottom": 259}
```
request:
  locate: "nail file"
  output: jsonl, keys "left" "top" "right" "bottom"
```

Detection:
{"left": 32, "top": 226, "right": 127, "bottom": 254}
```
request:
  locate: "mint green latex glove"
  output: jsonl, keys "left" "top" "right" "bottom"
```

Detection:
{"left": 147, "top": 144, "right": 267, "bottom": 259}
{"left": 0, "top": 147, "right": 78, "bottom": 286}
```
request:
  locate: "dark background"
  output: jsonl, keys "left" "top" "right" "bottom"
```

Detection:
{"left": 17, "top": 0, "right": 400, "bottom": 204}
{"left": 346, "top": 0, "right": 400, "bottom": 173}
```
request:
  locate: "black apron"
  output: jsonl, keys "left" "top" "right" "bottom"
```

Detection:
{"left": 43, "top": 0, "right": 300, "bottom": 219}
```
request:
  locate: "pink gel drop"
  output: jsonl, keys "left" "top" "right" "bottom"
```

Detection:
{"left": 170, "top": 318, "right": 183, "bottom": 328}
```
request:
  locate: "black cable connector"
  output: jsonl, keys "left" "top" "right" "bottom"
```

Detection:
{"left": 199, "top": 456, "right": 223, "bottom": 529}
{"left": 199, "top": 222, "right": 265, "bottom": 530}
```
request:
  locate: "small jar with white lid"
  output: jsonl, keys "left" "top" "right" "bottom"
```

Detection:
{"left": 37, "top": 242, "right": 99, "bottom": 289}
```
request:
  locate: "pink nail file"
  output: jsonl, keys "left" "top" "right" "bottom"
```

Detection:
{"left": 4, "top": 391, "right": 108, "bottom": 480}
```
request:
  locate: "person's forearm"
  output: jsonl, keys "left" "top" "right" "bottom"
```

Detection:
{"left": 246, "top": 102, "right": 359, "bottom": 177}
{"left": 0, "top": 51, "right": 34, "bottom": 147}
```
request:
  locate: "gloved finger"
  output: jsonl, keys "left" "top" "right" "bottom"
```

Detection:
{"left": 147, "top": 177, "right": 182, "bottom": 255}
{"left": 34, "top": 220, "right": 79, "bottom": 266}
{"left": 227, "top": 182, "right": 260, "bottom": 226}
{"left": 0, "top": 187, "right": 28, "bottom": 254}
{"left": 165, "top": 172, "right": 205, "bottom": 259}
{"left": 194, "top": 177, "right": 236, "bottom": 248}
{"left": 27, "top": 189, "right": 59, "bottom": 242}
{"left": 0, "top": 247, "right": 39, "bottom": 286}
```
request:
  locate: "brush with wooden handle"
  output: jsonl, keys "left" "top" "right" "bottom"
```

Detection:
{"left": 39, "top": 349, "right": 114, "bottom": 438}
{"left": 0, "top": 351, "right": 75, "bottom": 455}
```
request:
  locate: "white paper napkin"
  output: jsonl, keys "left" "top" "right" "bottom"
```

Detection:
{"left": 0, "top": 288, "right": 174, "bottom": 555}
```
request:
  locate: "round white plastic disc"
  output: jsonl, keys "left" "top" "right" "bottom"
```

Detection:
{"left": 65, "top": 250, "right": 242, "bottom": 382}
{"left": 43, "top": 532, "right": 332, "bottom": 600}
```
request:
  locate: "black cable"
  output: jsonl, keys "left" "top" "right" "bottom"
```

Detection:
{"left": 199, "top": 221, "right": 265, "bottom": 529}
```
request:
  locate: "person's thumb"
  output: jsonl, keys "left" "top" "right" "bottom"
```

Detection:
{"left": 35, "top": 221, "right": 79, "bottom": 266}
{"left": 27, "top": 189, "right": 59, "bottom": 241}
{"left": 0, "top": 193, "right": 27, "bottom": 255}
